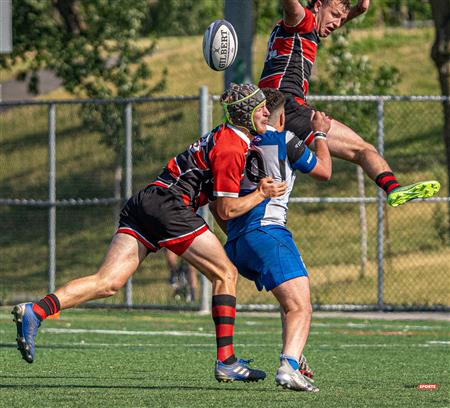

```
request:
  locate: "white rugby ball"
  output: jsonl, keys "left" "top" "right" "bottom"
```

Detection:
{"left": 202, "top": 20, "right": 238, "bottom": 71}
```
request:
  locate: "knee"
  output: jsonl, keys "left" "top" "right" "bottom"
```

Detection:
{"left": 96, "top": 275, "right": 125, "bottom": 298}
{"left": 285, "top": 301, "right": 312, "bottom": 320}
{"left": 212, "top": 263, "right": 238, "bottom": 286}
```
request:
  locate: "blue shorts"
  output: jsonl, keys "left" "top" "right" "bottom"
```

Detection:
{"left": 224, "top": 226, "right": 308, "bottom": 292}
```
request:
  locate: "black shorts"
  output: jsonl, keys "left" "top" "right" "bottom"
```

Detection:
{"left": 117, "top": 185, "right": 208, "bottom": 255}
{"left": 284, "top": 94, "right": 315, "bottom": 145}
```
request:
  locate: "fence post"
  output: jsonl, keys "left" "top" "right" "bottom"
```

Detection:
{"left": 357, "top": 166, "right": 368, "bottom": 279}
{"left": 199, "top": 86, "right": 213, "bottom": 314}
{"left": 48, "top": 103, "right": 56, "bottom": 293}
{"left": 124, "top": 103, "right": 133, "bottom": 307}
{"left": 376, "top": 98, "right": 385, "bottom": 310}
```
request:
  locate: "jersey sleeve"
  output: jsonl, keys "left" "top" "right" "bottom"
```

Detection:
{"left": 286, "top": 131, "right": 317, "bottom": 173}
{"left": 210, "top": 146, "right": 246, "bottom": 198}
{"left": 281, "top": 7, "right": 316, "bottom": 34}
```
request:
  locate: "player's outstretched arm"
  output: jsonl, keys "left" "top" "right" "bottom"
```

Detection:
{"left": 343, "top": 0, "right": 370, "bottom": 25}
{"left": 282, "top": 0, "right": 305, "bottom": 26}
{"left": 215, "top": 178, "right": 288, "bottom": 220}
{"left": 308, "top": 111, "right": 332, "bottom": 181}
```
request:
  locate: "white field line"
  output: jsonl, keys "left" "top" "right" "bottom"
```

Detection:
{"left": 312, "top": 322, "right": 448, "bottom": 330}
{"left": 1, "top": 341, "right": 447, "bottom": 349}
{"left": 1, "top": 313, "right": 448, "bottom": 332}
{"left": 41, "top": 328, "right": 214, "bottom": 337}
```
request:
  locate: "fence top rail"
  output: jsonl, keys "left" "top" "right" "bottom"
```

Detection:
{"left": 0, "top": 95, "right": 199, "bottom": 107}
{"left": 212, "top": 94, "right": 449, "bottom": 102}
{"left": 1, "top": 94, "right": 448, "bottom": 107}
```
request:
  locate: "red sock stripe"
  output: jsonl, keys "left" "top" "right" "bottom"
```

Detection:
{"left": 47, "top": 295, "right": 57, "bottom": 312}
{"left": 42, "top": 297, "right": 53, "bottom": 314}
{"left": 386, "top": 183, "right": 400, "bottom": 194}
{"left": 217, "top": 344, "right": 235, "bottom": 362}
{"left": 215, "top": 323, "right": 235, "bottom": 338}
{"left": 212, "top": 305, "right": 236, "bottom": 318}
{"left": 379, "top": 175, "right": 397, "bottom": 184}
{"left": 32, "top": 304, "right": 46, "bottom": 320}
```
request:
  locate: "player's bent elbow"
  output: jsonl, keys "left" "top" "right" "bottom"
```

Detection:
{"left": 310, "top": 167, "right": 332, "bottom": 182}
{"left": 317, "top": 171, "right": 332, "bottom": 182}
{"left": 216, "top": 208, "right": 233, "bottom": 221}
{"left": 215, "top": 203, "right": 234, "bottom": 221}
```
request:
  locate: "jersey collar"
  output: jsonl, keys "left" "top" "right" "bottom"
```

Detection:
{"left": 227, "top": 124, "right": 251, "bottom": 146}
{"left": 266, "top": 125, "right": 276, "bottom": 132}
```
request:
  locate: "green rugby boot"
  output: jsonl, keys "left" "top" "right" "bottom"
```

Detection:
{"left": 387, "top": 180, "right": 440, "bottom": 207}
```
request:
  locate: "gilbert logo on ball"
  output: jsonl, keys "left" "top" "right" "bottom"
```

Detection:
{"left": 203, "top": 20, "right": 238, "bottom": 71}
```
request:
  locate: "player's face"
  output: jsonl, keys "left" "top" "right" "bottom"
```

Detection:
{"left": 316, "top": 1, "right": 349, "bottom": 37}
{"left": 253, "top": 103, "right": 270, "bottom": 134}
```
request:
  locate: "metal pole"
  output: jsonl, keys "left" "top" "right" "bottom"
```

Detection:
{"left": 124, "top": 103, "right": 133, "bottom": 307}
{"left": 357, "top": 166, "right": 368, "bottom": 278}
{"left": 48, "top": 104, "right": 56, "bottom": 293}
{"left": 199, "top": 86, "right": 213, "bottom": 313}
{"left": 376, "top": 98, "right": 385, "bottom": 310}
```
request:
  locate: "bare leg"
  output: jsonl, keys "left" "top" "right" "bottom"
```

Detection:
{"left": 272, "top": 276, "right": 312, "bottom": 360}
{"left": 181, "top": 229, "right": 237, "bottom": 296}
{"left": 54, "top": 234, "right": 148, "bottom": 309}
{"left": 164, "top": 248, "right": 178, "bottom": 285}
{"left": 325, "top": 119, "right": 392, "bottom": 180}
{"left": 185, "top": 264, "right": 198, "bottom": 301}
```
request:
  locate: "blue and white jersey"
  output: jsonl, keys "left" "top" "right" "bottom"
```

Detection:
{"left": 227, "top": 125, "right": 317, "bottom": 241}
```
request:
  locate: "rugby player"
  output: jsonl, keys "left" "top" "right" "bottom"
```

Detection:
{"left": 12, "top": 83, "right": 287, "bottom": 383}
{"left": 259, "top": 0, "right": 440, "bottom": 206}
{"left": 211, "top": 88, "right": 331, "bottom": 392}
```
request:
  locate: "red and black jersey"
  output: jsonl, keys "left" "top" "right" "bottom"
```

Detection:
{"left": 154, "top": 124, "right": 250, "bottom": 209}
{"left": 259, "top": 8, "right": 320, "bottom": 102}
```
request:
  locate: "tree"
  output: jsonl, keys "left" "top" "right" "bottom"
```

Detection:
{"left": 0, "top": 0, "right": 165, "bottom": 209}
{"left": 310, "top": 27, "right": 399, "bottom": 137}
{"left": 430, "top": 0, "right": 450, "bottom": 237}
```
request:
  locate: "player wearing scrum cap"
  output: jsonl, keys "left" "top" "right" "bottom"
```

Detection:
{"left": 12, "top": 83, "right": 287, "bottom": 383}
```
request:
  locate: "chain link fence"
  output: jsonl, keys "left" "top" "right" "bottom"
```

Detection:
{"left": 1, "top": 91, "right": 449, "bottom": 311}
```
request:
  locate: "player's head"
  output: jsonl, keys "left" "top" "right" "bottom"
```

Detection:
{"left": 307, "top": 0, "right": 351, "bottom": 37}
{"left": 262, "top": 88, "right": 285, "bottom": 131}
{"left": 221, "top": 83, "right": 269, "bottom": 135}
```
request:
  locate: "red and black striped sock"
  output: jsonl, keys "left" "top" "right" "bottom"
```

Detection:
{"left": 212, "top": 294, "right": 237, "bottom": 365}
{"left": 375, "top": 171, "right": 401, "bottom": 194}
{"left": 32, "top": 293, "right": 61, "bottom": 321}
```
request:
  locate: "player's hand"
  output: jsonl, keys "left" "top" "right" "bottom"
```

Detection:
{"left": 311, "top": 111, "right": 331, "bottom": 134}
{"left": 256, "top": 177, "right": 288, "bottom": 198}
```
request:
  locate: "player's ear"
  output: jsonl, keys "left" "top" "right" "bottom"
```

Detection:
{"left": 280, "top": 110, "right": 285, "bottom": 129}
{"left": 313, "top": 0, "right": 323, "bottom": 13}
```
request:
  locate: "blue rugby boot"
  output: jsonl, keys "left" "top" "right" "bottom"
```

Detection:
{"left": 12, "top": 303, "right": 41, "bottom": 363}
{"left": 215, "top": 358, "right": 266, "bottom": 382}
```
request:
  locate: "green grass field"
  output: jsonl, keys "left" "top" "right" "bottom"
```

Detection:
{"left": 0, "top": 309, "right": 448, "bottom": 407}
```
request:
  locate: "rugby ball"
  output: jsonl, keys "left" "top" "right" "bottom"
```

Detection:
{"left": 202, "top": 20, "right": 238, "bottom": 71}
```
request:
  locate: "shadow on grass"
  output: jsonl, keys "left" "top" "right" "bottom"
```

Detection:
{"left": 1, "top": 124, "right": 88, "bottom": 155}
{"left": 0, "top": 383, "right": 270, "bottom": 392}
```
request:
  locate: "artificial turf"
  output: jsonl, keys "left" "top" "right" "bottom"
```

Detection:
{"left": 0, "top": 308, "right": 448, "bottom": 407}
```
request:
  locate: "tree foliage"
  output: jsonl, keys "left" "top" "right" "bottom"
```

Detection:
{"left": 0, "top": 0, "right": 166, "bottom": 155}
{"left": 429, "top": 0, "right": 450, "bottom": 238}
{"left": 145, "top": 0, "right": 223, "bottom": 36}
{"left": 310, "top": 27, "right": 399, "bottom": 140}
